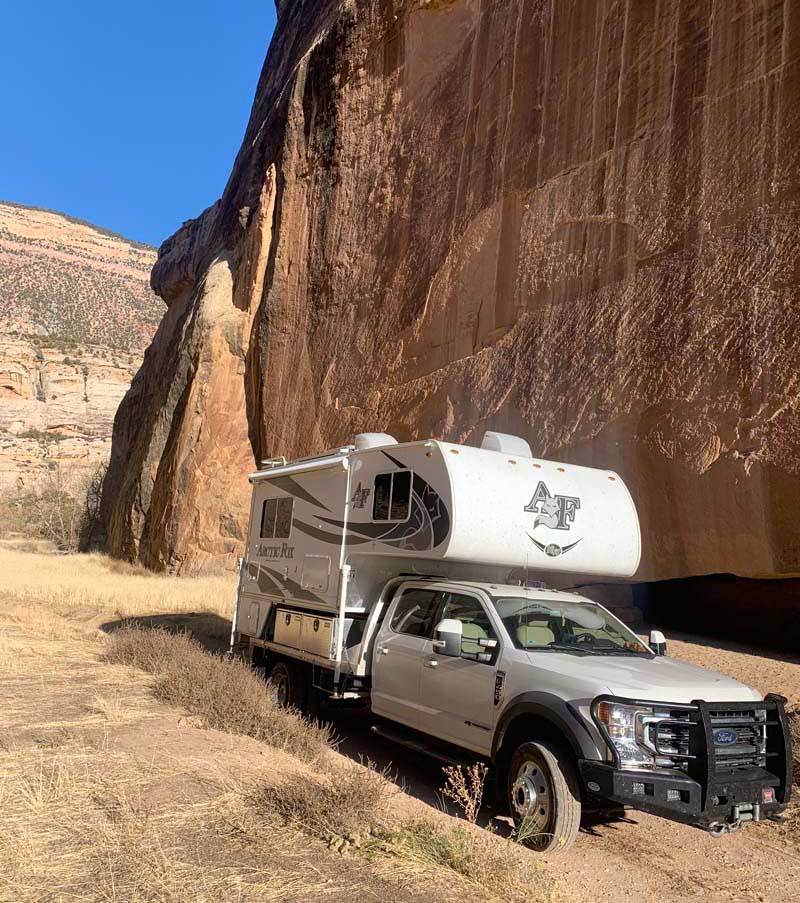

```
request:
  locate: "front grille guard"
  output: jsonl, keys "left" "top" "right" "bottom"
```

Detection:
{"left": 592, "top": 693, "right": 793, "bottom": 809}
{"left": 686, "top": 694, "right": 793, "bottom": 809}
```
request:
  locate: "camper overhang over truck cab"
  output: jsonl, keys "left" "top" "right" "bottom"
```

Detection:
{"left": 232, "top": 432, "right": 792, "bottom": 852}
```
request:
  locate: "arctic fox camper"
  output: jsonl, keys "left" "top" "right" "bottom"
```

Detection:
{"left": 231, "top": 432, "right": 792, "bottom": 851}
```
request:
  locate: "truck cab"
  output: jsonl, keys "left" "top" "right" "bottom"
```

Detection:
{"left": 366, "top": 578, "right": 792, "bottom": 851}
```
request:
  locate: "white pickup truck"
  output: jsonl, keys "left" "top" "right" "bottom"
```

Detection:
{"left": 231, "top": 432, "right": 793, "bottom": 851}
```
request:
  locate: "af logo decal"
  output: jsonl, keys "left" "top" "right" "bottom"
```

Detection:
{"left": 350, "top": 482, "right": 371, "bottom": 509}
{"left": 524, "top": 481, "right": 582, "bottom": 558}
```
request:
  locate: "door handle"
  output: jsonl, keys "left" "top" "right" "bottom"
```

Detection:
{"left": 424, "top": 658, "right": 438, "bottom": 668}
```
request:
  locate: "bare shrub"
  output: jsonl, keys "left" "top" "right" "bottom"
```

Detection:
{"left": 4, "top": 462, "right": 107, "bottom": 552}
{"left": 440, "top": 762, "right": 488, "bottom": 823}
{"left": 789, "top": 708, "right": 799, "bottom": 786}
{"left": 78, "top": 462, "right": 106, "bottom": 551}
{"left": 103, "top": 627, "right": 332, "bottom": 763}
{"left": 13, "top": 466, "right": 84, "bottom": 550}
{"left": 253, "top": 761, "right": 390, "bottom": 850}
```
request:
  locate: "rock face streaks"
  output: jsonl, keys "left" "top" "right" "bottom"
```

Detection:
{"left": 103, "top": 0, "right": 800, "bottom": 579}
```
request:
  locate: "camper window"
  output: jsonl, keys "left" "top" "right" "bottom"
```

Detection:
{"left": 372, "top": 470, "right": 412, "bottom": 522}
{"left": 260, "top": 497, "right": 294, "bottom": 540}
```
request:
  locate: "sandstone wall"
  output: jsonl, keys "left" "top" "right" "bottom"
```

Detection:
{"left": 104, "top": 0, "right": 800, "bottom": 580}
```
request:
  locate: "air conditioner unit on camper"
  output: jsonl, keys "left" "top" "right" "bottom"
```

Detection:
{"left": 354, "top": 433, "right": 398, "bottom": 451}
{"left": 480, "top": 431, "right": 533, "bottom": 458}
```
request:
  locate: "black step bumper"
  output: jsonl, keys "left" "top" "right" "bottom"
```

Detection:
{"left": 578, "top": 760, "right": 787, "bottom": 828}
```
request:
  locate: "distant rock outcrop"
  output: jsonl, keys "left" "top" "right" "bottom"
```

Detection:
{"left": 0, "top": 202, "right": 160, "bottom": 492}
{"left": 104, "top": 0, "right": 800, "bottom": 582}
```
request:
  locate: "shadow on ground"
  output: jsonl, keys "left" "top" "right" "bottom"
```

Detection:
{"left": 99, "top": 612, "right": 232, "bottom": 654}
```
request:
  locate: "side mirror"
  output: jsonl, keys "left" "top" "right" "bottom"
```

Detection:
{"left": 649, "top": 629, "right": 667, "bottom": 656}
{"left": 432, "top": 618, "right": 463, "bottom": 657}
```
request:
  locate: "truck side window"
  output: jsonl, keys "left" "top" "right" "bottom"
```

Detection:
{"left": 260, "top": 497, "right": 294, "bottom": 539}
{"left": 440, "top": 593, "right": 498, "bottom": 662}
{"left": 390, "top": 588, "right": 438, "bottom": 638}
{"left": 372, "top": 470, "right": 412, "bottom": 522}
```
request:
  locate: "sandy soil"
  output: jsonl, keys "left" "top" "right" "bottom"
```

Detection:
{"left": 0, "top": 548, "right": 796, "bottom": 903}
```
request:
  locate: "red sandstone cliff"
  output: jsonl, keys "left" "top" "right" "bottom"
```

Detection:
{"left": 103, "top": 0, "right": 800, "bottom": 579}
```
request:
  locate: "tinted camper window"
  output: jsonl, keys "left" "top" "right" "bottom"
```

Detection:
{"left": 372, "top": 470, "right": 412, "bottom": 522}
{"left": 260, "top": 497, "right": 294, "bottom": 539}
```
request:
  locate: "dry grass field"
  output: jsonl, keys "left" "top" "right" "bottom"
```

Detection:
{"left": 0, "top": 542, "right": 797, "bottom": 903}
{"left": 0, "top": 544, "right": 550, "bottom": 903}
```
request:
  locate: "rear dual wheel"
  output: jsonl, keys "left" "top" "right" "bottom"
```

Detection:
{"left": 268, "top": 661, "right": 306, "bottom": 710}
{"left": 508, "top": 741, "right": 581, "bottom": 853}
{"left": 268, "top": 660, "right": 323, "bottom": 716}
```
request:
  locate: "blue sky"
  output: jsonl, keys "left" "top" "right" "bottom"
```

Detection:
{"left": 0, "top": 2, "right": 276, "bottom": 247}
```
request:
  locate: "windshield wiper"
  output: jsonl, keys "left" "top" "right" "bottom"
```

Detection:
{"left": 585, "top": 647, "right": 649, "bottom": 656}
{"left": 525, "top": 643, "right": 590, "bottom": 655}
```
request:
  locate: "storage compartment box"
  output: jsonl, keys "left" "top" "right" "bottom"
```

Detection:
{"left": 274, "top": 610, "right": 303, "bottom": 649}
{"left": 301, "top": 614, "right": 333, "bottom": 658}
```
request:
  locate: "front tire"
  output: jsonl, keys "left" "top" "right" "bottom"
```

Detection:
{"left": 507, "top": 741, "right": 581, "bottom": 853}
{"left": 268, "top": 661, "right": 306, "bottom": 710}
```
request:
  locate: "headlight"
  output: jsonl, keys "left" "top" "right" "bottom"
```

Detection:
{"left": 594, "top": 699, "right": 656, "bottom": 769}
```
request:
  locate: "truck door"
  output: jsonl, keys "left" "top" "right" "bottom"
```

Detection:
{"left": 417, "top": 590, "right": 501, "bottom": 756}
{"left": 370, "top": 586, "right": 439, "bottom": 730}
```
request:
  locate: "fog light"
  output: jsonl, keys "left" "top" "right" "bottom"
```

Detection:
{"left": 632, "top": 782, "right": 645, "bottom": 795}
{"left": 667, "top": 789, "right": 681, "bottom": 802}
{"left": 763, "top": 788, "right": 775, "bottom": 803}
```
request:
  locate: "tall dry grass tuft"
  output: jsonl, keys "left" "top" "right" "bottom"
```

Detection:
{"left": 253, "top": 760, "right": 390, "bottom": 848}
{"left": 104, "top": 627, "right": 333, "bottom": 763}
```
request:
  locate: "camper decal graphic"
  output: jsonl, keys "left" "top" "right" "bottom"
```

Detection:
{"left": 525, "top": 481, "right": 582, "bottom": 557}
{"left": 524, "top": 481, "right": 580, "bottom": 530}
{"left": 314, "top": 452, "right": 450, "bottom": 552}
{"left": 350, "top": 483, "right": 371, "bottom": 509}
{"left": 253, "top": 562, "right": 327, "bottom": 606}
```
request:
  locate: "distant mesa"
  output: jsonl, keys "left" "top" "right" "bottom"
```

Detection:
{"left": 0, "top": 200, "right": 163, "bottom": 494}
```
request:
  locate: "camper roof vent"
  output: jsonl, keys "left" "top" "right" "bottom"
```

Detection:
{"left": 481, "top": 431, "right": 533, "bottom": 458}
{"left": 354, "top": 432, "right": 398, "bottom": 451}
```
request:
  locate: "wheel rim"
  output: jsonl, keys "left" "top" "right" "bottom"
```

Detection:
{"left": 271, "top": 669, "right": 289, "bottom": 707}
{"left": 512, "top": 757, "right": 552, "bottom": 835}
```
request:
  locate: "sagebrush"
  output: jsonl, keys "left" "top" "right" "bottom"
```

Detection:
{"left": 104, "top": 627, "right": 332, "bottom": 763}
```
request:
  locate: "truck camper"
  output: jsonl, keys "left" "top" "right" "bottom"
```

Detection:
{"left": 232, "top": 432, "right": 792, "bottom": 851}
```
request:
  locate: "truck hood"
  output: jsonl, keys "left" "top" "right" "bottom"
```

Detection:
{"left": 525, "top": 651, "right": 762, "bottom": 704}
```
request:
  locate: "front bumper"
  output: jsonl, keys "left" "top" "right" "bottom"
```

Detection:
{"left": 581, "top": 693, "right": 793, "bottom": 830}
{"left": 579, "top": 760, "right": 786, "bottom": 828}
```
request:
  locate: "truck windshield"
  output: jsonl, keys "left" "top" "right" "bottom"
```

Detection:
{"left": 492, "top": 596, "right": 651, "bottom": 656}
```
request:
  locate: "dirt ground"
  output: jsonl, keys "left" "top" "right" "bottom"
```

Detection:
{"left": 0, "top": 545, "right": 798, "bottom": 902}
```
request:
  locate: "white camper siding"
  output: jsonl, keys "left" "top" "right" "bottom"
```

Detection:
{"left": 441, "top": 444, "right": 641, "bottom": 577}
